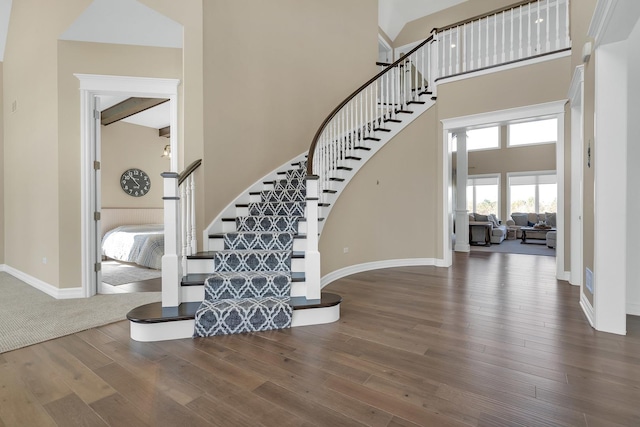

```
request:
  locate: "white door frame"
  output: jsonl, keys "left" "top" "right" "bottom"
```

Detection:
{"left": 441, "top": 100, "right": 568, "bottom": 279}
{"left": 568, "top": 65, "right": 584, "bottom": 288}
{"left": 76, "top": 74, "right": 180, "bottom": 297}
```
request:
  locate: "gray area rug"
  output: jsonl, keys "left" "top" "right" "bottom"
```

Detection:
{"left": 471, "top": 238, "right": 556, "bottom": 256}
{"left": 0, "top": 272, "right": 161, "bottom": 353}
{"left": 102, "top": 260, "right": 161, "bottom": 286}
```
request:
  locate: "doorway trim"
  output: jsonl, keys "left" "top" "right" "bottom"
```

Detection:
{"left": 76, "top": 74, "right": 180, "bottom": 297}
{"left": 441, "top": 100, "right": 568, "bottom": 280}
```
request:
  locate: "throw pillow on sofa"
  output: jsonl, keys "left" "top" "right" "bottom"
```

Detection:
{"left": 511, "top": 213, "right": 529, "bottom": 226}
{"left": 545, "top": 212, "right": 557, "bottom": 227}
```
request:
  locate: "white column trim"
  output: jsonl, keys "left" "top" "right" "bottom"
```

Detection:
{"left": 568, "top": 65, "right": 584, "bottom": 288}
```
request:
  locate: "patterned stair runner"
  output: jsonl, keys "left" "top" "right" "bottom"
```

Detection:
{"left": 193, "top": 162, "right": 306, "bottom": 337}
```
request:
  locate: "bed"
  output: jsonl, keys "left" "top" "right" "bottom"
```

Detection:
{"left": 101, "top": 224, "right": 164, "bottom": 270}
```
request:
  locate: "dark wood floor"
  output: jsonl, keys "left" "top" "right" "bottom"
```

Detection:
{"left": 2, "top": 251, "right": 639, "bottom": 426}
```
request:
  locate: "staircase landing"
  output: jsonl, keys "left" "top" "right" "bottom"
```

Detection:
{"left": 127, "top": 292, "right": 341, "bottom": 342}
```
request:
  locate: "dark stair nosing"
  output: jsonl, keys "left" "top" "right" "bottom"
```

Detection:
{"left": 319, "top": 203, "right": 331, "bottom": 207}
{"left": 127, "top": 292, "right": 342, "bottom": 324}
{"left": 235, "top": 203, "right": 249, "bottom": 208}
{"left": 336, "top": 166, "right": 353, "bottom": 171}
{"left": 362, "top": 137, "right": 381, "bottom": 142}
{"left": 323, "top": 189, "right": 338, "bottom": 194}
{"left": 373, "top": 127, "right": 392, "bottom": 132}
{"left": 181, "top": 271, "right": 306, "bottom": 287}
{"left": 431, "top": 96, "right": 437, "bottom": 101}
{"left": 329, "top": 177, "right": 345, "bottom": 182}
{"left": 208, "top": 233, "right": 307, "bottom": 239}
{"left": 222, "top": 218, "right": 235, "bottom": 222}
{"left": 407, "top": 100, "right": 426, "bottom": 105}
{"left": 383, "top": 118, "right": 402, "bottom": 123}
{"left": 344, "top": 156, "right": 362, "bottom": 161}
{"left": 188, "top": 249, "right": 306, "bottom": 260}
{"left": 354, "top": 146, "right": 372, "bottom": 151}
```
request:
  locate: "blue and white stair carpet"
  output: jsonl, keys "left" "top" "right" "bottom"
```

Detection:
{"left": 193, "top": 163, "right": 306, "bottom": 337}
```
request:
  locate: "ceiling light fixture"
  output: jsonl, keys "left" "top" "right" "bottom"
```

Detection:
{"left": 161, "top": 144, "right": 171, "bottom": 158}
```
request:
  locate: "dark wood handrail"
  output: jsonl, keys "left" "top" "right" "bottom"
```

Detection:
{"left": 178, "top": 159, "right": 202, "bottom": 186}
{"left": 307, "top": 35, "right": 434, "bottom": 175}
{"left": 433, "top": 0, "right": 541, "bottom": 34}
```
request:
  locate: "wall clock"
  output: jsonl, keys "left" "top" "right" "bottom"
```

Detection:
{"left": 120, "top": 168, "right": 151, "bottom": 197}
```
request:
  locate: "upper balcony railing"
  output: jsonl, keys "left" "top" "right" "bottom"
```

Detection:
{"left": 433, "top": 0, "right": 570, "bottom": 80}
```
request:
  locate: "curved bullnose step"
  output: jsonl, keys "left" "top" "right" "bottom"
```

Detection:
{"left": 127, "top": 292, "right": 342, "bottom": 342}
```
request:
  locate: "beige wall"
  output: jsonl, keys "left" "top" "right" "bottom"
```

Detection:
{"left": 321, "top": 55, "right": 571, "bottom": 274}
{"left": 320, "top": 108, "right": 439, "bottom": 274}
{"left": 0, "top": 62, "right": 4, "bottom": 265}
{"left": 202, "top": 0, "right": 379, "bottom": 222}
{"left": 101, "top": 121, "right": 170, "bottom": 208}
{"left": 3, "top": 0, "right": 184, "bottom": 289}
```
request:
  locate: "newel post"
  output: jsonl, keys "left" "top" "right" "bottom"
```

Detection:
{"left": 162, "top": 172, "right": 182, "bottom": 307}
{"left": 305, "top": 175, "right": 321, "bottom": 301}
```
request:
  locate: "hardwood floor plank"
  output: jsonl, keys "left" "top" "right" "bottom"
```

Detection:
{"left": 324, "top": 374, "right": 468, "bottom": 426}
{"left": 252, "top": 380, "right": 369, "bottom": 426}
{"left": 0, "top": 362, "right": 58, "bottom": 427}
{"left": 43, "top": 393, "right": 109, "bottom": 427}
{"left": 32, "top": 340, "right": 116, "bottom": 404}
{"left": 3, "top": 346, "right": 72, "bottom": 405}
{"left": 2, "top": 252, "right": 639, "bottom": 426}
{"left": 93, "top": 363, "right": 213, "bottom": 427}
{"left": 90, "top": 393, "right": 153, "bottom": 427}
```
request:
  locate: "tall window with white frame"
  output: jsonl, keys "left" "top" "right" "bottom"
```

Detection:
{"left": 508, "top": 172, "right": 557, "bottom": 216}
{"left": 467, "top": 174, "right": 500, "bottom": 216}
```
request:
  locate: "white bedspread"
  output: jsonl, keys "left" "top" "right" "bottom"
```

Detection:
{"left": 101, "top": 224, "right": 164, "bottom": 270}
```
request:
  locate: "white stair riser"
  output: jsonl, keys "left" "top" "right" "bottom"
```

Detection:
{"left": 180, "top": 281, "right": 307, "bottom": 303}
{"left": 207, "top": 237, "right": 307, "bottom": 252}
{"left": 186, "top": 257, "right": 305, "bottom": 274}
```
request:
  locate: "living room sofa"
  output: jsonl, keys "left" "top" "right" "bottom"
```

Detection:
{"left": 506, "top": 212, "right": 557, "bottom": 240}
{"left": 468, "top": 213, "right": 507, "bottom": 245}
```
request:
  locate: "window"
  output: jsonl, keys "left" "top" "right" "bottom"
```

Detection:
{"left": 508, "top": 118, "right": 557, "bottom": 146}
{"left": 450, "top": 126, "right": 500, "bottom": 152}
{"left": 467, "top": 126, "right": 500, "bottom": 151}
{"left": 467, "top": 174, "right": 500, "bottom": 216}
{"left": 508, "top": 172, "right": 557, "bottom": 215}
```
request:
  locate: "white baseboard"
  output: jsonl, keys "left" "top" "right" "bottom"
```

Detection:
{"left": 0, "top": 264, "right": 6, "bottom": 272}
{"left": 557, "top": 271, "right": 571, "bottom": 281}
{"left": 627, "top": 302, "right": 640, "bottom": 316}
{"left": 580, "top": 292, "right": 595, "bottom": 328}
{"left": 321, "top": 258, "right": 445, "bottom": 288}
{"left": 2, "top": 265, "right": 84, "bottom": 299}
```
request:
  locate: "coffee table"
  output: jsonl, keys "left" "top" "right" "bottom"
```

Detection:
{"left": 521, "top": 226, "right": 556, "bottom": 244}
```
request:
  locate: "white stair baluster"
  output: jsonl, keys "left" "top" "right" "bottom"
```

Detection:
{"left": 485, "top": 16, "right": 490, "bottom": 66}
{"left": 510, "top": 8, "right": 514, "bottom": 61}
{"left": 190, "top": 175, "right": 197, "bottom": 255}
{"left": 501, "top": 11, "right": 506, "bottom": 63}
{"left": 556, "top": 0, "right": 561, "bottom": 50}
{"left": 545, "top": 0, "right": 550, "bottom": 53}
{"left": 519, "top": 5, "right": 523, "bottom": 59}
{"left": 536, "top": 0, "right": 541, "bottom": 54}
{"left": 493, "top": 14, "right": 497, "bottom": 65}
{"left": 527, "top": 3, "right": 532, "bottom": 57}
{"left": 180, "top": 181, "right": 188, "bottom": 272}
{"left": 565, "top": 0, "right": 570, "bottom": 48}
{"left": 470, "top": 20, "right": 474, "bottom": 70}
{"left": 478, "top": 19, "right": 482, "bottom": 68}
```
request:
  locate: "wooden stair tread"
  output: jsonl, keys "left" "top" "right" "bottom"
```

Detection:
{"left": 127, "top": 292, "right": 342, "bottom": 323}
